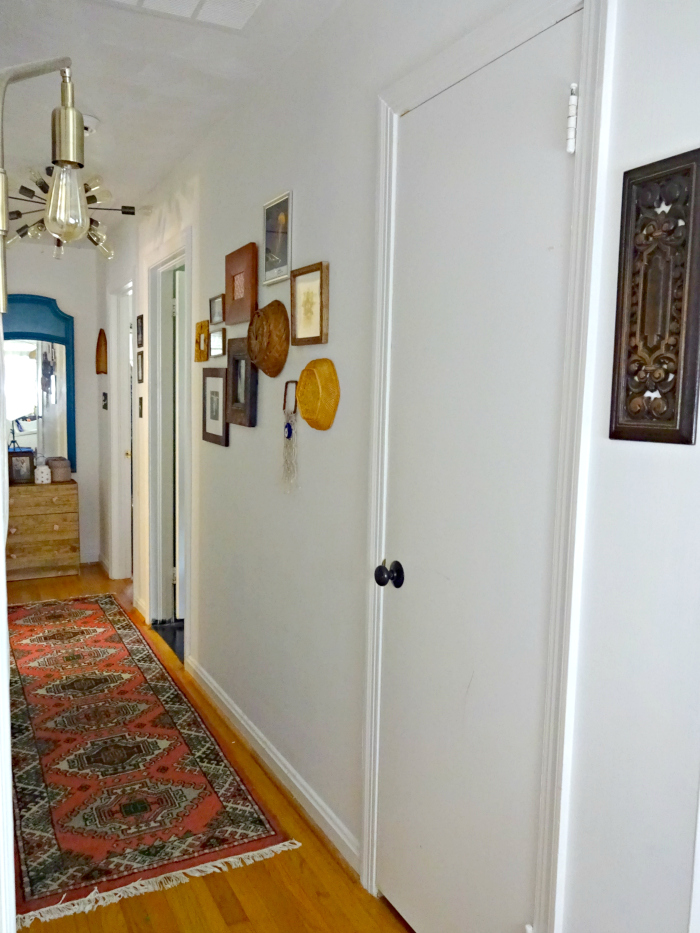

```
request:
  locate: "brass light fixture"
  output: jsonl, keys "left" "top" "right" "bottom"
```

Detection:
{"left": 1, "top": 63, "right": 135, "bottom": 268}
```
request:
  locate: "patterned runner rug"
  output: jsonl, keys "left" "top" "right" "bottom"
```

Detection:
{"left": 9, "top": 594, "right": 299, "bottom": 927}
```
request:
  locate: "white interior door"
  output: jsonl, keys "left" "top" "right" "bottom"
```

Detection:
{"left": 377, "top": 12, "right": 582, "bottom": 932}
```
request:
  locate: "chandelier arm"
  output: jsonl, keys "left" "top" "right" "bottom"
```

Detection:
{"left": 9, "top": 196, "right": 46, "bottom": 204}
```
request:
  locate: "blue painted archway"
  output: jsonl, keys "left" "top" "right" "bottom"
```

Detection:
{"left": 3, "top": 294, "right": 77, "bottom": 470}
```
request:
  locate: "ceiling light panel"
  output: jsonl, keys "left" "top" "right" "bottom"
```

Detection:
{"left": 197, "top": 0, "right": 262, "bottom": 30}
{"left": 93, "top": 0, "right": 263, "bottom": 30}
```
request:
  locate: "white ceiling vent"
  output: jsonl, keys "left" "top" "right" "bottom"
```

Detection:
{"left": 98, "top": 0, "right": 264, "bottom": 30}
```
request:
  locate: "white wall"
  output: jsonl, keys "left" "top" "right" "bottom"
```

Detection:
{"left": 7, "top": 241, "right": 102, "bottom": 563}
{"left": 564, "top": 2, "right": 700, "bottom": 931}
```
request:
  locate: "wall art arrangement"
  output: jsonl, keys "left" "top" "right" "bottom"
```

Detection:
{"left": 202, "top": 367, "right": 229, "bottom": 446}
{"left": 137, "top": 351, "right": 144, "bottom": 384}
{"left": 136, "top": 314, "right": 144, "bottom": 348}
{"left": 95, "top": 328, "right": 108, "bottom": 375}
{"left": 264, "top": 192, "right": 291, "bottom": 285}
{"left": 248, "top": 300, "right": 289, "bottom": 377}
{"left": 226, "top": 337, "right": 258, "bottom": 428}
{"left": 209, "top": 327, "right": 226, "bottom": 358}
{"left": 297, "top": 358, "right": 340, "bottom": 431}
{"left": 291, "top": 262, "right": 329, "bottom": 346}
{"left": 195, "top": 320, "right": 210, "bottom": 362}
{"left": 610, "top": 147, "right": 700, "bottom": 444}
{"left": 225, "top": 242, "right": 257, "bottom": 324}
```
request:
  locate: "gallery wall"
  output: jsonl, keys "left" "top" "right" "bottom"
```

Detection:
{"left": 7, "top": 241, "right": 102, "bottom": 563}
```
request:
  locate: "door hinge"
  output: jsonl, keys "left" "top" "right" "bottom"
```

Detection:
{"left": 172, "top": 299, "right": 177, "bottom": 318}
{"left": 172, "top": 567, "right": 177, "bottom": 585}
{"left": 566, "top": 82, "right": 578, "bottom": 154}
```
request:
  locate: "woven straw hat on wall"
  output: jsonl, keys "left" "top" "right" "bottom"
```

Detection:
{"left": 247, "top": 300, "right": 289, "bottom": 377}
{"left": 297, "top": 358, "right": 340, "bottom": 430}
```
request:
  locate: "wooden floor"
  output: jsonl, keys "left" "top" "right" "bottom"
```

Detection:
{"left": 8, "top": 565, "right": 412, "bottom": 933}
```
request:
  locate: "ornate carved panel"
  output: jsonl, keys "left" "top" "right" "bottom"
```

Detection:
{"left": 610, "top": 148, "right": 700, "bottom": 443}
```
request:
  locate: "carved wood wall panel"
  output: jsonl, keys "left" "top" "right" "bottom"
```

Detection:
{"left": 610, "top": 148, "right": 700, "bottom": 443}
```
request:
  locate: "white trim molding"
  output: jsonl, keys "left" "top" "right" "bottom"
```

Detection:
{"left": 186, "top": 658, "right": 360, "bottom": 870}
{"left": 361, "top": 1, "right": 617, "bottom": 929}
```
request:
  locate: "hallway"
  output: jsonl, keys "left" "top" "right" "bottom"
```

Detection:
{"left": 8, "top": 565, "right": 410, "bottom": 933}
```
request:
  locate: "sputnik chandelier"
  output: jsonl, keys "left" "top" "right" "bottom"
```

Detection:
{"left": 5, "top": 68, "right": 134, "bottom": 260}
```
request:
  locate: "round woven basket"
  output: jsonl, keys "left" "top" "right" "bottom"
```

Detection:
{"left": 247, "top": 300, "right": 289, "bottom": 377}
{"left": 297, "top": 358, "right": 340, "bottom": 431}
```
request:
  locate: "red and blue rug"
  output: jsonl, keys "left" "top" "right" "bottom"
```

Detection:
{"left": 9, "top": 594, "right": 299, "bottom": 927}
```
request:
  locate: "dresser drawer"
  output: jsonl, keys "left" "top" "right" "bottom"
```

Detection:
{"left": 7, "top": 512, "right": 79, "bottom": 543}
{"left": 6, "top": 540, "right": 80, "bottom": 570}
{"left": 8, "top": 486, "right": 78, "bottom": 516}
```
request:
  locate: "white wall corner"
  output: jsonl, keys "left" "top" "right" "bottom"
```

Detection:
{"left": 186, "top": 658, "right": 360, "bottom": 870}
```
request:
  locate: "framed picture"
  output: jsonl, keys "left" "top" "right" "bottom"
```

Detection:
{"left": 209, "top": 327, "right": 226, "bottom": 358}
{"left": 291, "top": 262, "right": 329, "bottom": 345}
{"left": 137, "top": 351, "right": 144, "bottom": 383}
{"left": 264, "top": 192, "right": 292, "bottom": 285}
{"left": 209, "top": 294, "right": 224, "bottom": 325}
{"left": 226, "top": 337, "right": 258, "bottom": 427}
{"left": 195, "top": 320, "right": 209, "bottom": 362}
{"left": 203, "top": 368, "right": 229, "bottom": 446}
{"left": 136, "top": 314, "right": 144, "bottom": 348}
{"left": 225, "top": 242, "right": 257, "bottom": 324}
{"left": 8, "top": 450, "right": 34, "bottom": 485}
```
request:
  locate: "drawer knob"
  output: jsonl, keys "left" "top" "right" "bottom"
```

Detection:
{"left": 52, "top": 496, "right": 58, "bottom": 503}
{"left": 9, "top": 554, "right": 16, "bottom": 559}
{"left": 8, "top": 527, "right": 16, "bottom": 535}
{"left": 53, "top": 524, "right": 59, "bottom": 531}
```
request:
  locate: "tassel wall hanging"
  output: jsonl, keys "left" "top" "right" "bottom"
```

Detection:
{"left": 283, "top": 380, "right": 298, "bottom": 491}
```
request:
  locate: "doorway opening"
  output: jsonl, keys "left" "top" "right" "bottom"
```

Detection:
{"left": 149, "top": 256, "right": 189, "bottom": 662}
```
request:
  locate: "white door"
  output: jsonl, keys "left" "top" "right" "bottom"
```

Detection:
{"left": 377, "top": 12, "right": 582, "bottom": 932}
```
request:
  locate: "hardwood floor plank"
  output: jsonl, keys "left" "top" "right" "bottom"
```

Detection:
{"left": 8, "top": 566, "right": 410, "bottom": 933}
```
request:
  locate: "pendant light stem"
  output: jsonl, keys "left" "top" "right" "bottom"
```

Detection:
{"left": 0, "top": 57, "right": 71, "bottom": 315}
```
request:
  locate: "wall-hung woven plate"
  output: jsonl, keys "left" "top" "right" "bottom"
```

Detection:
{"left": 297, "top": 358, "right": 340, "bottom": 430}
{"left": 247, "top": 300, "right": 289, "bottom": 377}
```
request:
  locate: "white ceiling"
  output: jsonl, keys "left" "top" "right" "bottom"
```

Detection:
{"left": 0, "top": 0, "right": 343, "bottom": 207}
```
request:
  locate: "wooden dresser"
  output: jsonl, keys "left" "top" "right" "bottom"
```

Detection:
{"left": 6, "top": 480, "right": 80, "bottom": 581}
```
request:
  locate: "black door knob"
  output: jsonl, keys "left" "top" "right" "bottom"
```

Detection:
{"left": 374, "top": 560, "right": 404, "bottom": 588}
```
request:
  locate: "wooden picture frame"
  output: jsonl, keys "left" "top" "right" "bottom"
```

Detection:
{"left": 8, "top": 450, "right": 34, "bottom": 485}
{"left": 195, "top": 320, "right": 209, "bottom": 362}
{"left": 136, "top": 314, "right": 144, "bottom": 348}
{"left": 225, "top": 242, "right": 257, "bottom": 325}
{"left": 611, "top": 147, "right": 700, "bottom": 443}
{"left": 203, "top": 367, "right": 229, "bottom": 446}
{"left": 209, "top": 294, "right": 224, "bottom": 325}
{"left": 137, "top": 351, "right": 144, "bottom": 384}
{"left": 209, "top": 327, "right": 226, "bottom": 358}
{"left": 226, "top": 337, "right": 258, "bottom": 427}
{"left": 290, "top": 262, "right": 329, "bottom": 346}
{"left": 263, "top": 192, "right": 292, "bottom": 285}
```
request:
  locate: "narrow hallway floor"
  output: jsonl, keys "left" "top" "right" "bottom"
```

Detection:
{"left": 8, "top": 564, "right": 411, "bottom": 933}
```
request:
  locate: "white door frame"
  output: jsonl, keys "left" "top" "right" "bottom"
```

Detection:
{"left": 147, "top": 230, "right": 193, "bottom": 660}
{"left": 361, "top": 3, "right": 617, "bottom": 933}
{"left": 106, "top": 282, "right": 134, "bottom": 580}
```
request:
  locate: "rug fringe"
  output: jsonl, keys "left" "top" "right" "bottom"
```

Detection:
{"left": 16, "top": 839, "right": 301, "bottom": 928}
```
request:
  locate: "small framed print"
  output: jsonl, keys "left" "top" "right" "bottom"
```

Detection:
{"left": 136, "top": 314, "right": 144, "bottom": 348}
{"left": 209, "top": 327, "right": 226, "bottom": 358}
{"left": 291, "top": 262, "right": 329, "bottom": 345}
{"left": 8, "top": 450, "right": 34, "bottom": 485}
{"left": 203, "top": 368, "right": 229, "bottom": 446}
{"left": 225, "top": 243, "right": 257, "bottom": 324}
{"left": 195, "top": 320, "right": 209, "bottom": 362}
{"left": 209, "top": 294, "right": 224, "bottom": 325}
{"left": 137, "top": 351, "right": 144, "bottom": 383}
{"left": 264, "top": 192, "right": 292, "bottom": 285}
{"left": 226, "top": 337, "right": 258, "bottom": 427}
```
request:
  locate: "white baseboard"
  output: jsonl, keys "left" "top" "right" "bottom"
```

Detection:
{"left": 134, "top": 596, "right": 148, "bottom": 620}
{"left": 98, "top": 555, "right": 110, "bottom": 577}
{"left": 186, "top": 657, "right": 360, "bottom": 870}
